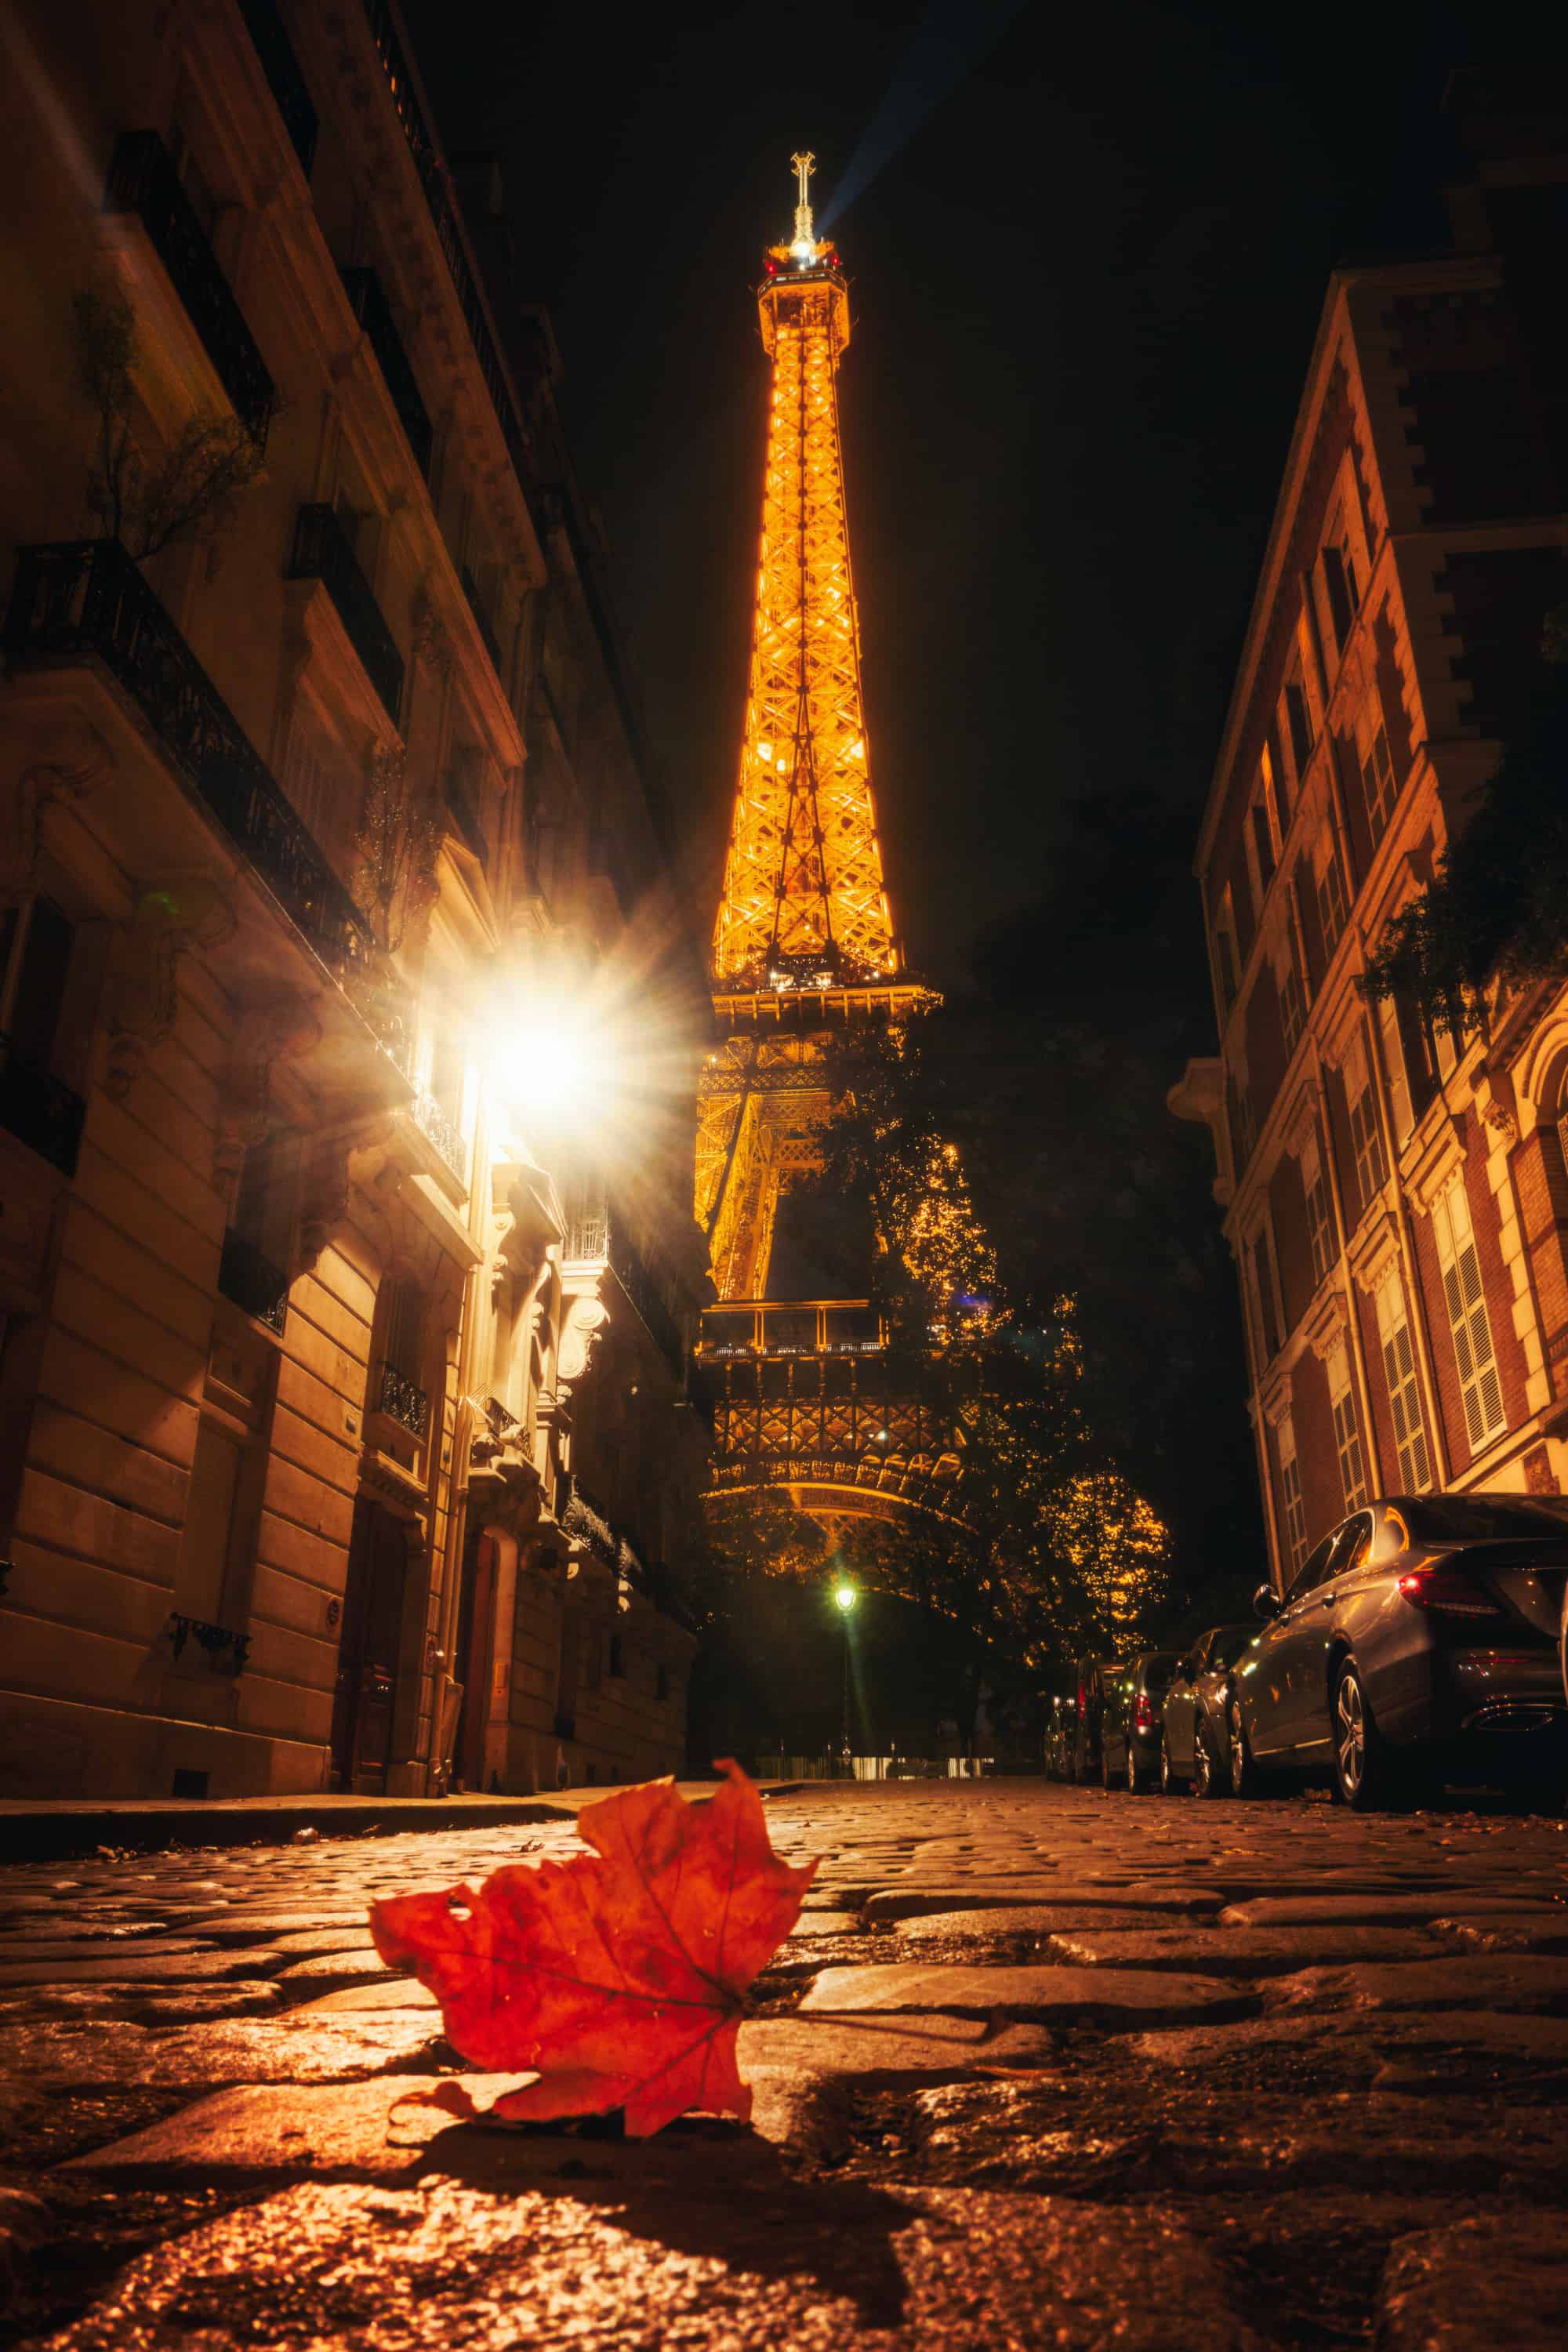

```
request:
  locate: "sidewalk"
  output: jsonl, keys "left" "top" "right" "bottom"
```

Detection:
{"left": 0, "top": 1781, "right": 804, "bottom": 1863}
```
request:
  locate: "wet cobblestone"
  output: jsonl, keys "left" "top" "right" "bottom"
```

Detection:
{"left": 2, "top": 1778, "right": 1565, "bottom": 2347}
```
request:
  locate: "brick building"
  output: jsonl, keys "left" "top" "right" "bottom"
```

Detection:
{"left": 1171, "top": 75, "right": 1568, "bottom": 1595}
{"left": 0, "top": 0, "right": 710, "bottom": 1798}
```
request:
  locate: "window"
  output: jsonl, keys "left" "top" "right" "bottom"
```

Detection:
{"left": 1432, "top": 1179, "right": 1508, "bottom": 1452}
{"left": 1277, "top": 935, "right": 1305, "bottom": 1058}
{"left": 1327, "top": 1341, "right": 1367, "bottom": 1509}
{"left": 1214, "top": 916, "right": 1240, "bottom": 1017}
{"left": 1314, "top": 835, "right": 1348, "bottom": 959}
{"left": 1301, "top": 1127, "right": 1335, "bottom": 1287}
{"left": 1250, "top": 1225, "right": 1283, "bottom": 1361}
{"left": 377, "top": 1276, "right": 429, "bottom": 1436}
{"left": 1250, "top": 796, "right": 1276, "bottom": 895}
{"left": 1359, "top": 706, "right": 1397, "bottom": 837}
{"left": 1374, "top": 992, "right": 1415, "bottom": 1148}
{"left": 1319, "top": 508, "right": 1361, "bottom": 652}
{"left": 1374, "top": 1268, "right": 1432, "bottom": 1491}
{"left": 1263, "top": 731, "right": 1290, "bottom": 831}
{"left": 1277, "top": 1416, "right": 1308, "bottom": 1576}
{"left": 1, "top": 895, "right": 76, "bottom": 1075}
{"left": 1234, "top": 1083, "right": 1257, "bottom": 1169}
{"left": 1283, "top": 673, "right": 1314, "bottom": 779}
{"left": 1343, "top": 1029, "right": 1388, "bottom": 1218}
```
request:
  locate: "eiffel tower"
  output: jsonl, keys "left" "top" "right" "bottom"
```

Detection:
{"left": 695, "top": 156, "right": 958, "bottom": 1526}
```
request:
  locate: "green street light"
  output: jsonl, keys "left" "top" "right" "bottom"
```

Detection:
{"left": 833, "top": 1581, "right": 857, "bottom": 1765}
{"left": 834, "top": 1583, "right": 857, "bottom": 1612}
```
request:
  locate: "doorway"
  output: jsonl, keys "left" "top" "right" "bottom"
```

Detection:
{"left": 452, "top": 1526, "right": 497, "bottom": 1792}
{"left": 330, "top": 1498, "right": 411, "bottom": 1791}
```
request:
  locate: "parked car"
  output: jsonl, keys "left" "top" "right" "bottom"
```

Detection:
{"left": 1071, "top": 1659, "right": 1126, "bottom": 1784}
{"left": 1044, "top": 1694, "right": 1079, "bottom": 1780}
{"left": 1229, "top": 1494, "right": 1568, "bottom": 1809}
{"left": 1161, "top": 1624, "right": 1258, "bottom": 1795}
{"left": 1100, "top": 1652, "right": 1181, "bottom": 1793}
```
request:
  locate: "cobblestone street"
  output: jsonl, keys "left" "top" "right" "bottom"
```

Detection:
{"left": 3, "top": 1777, "right": 1568, "bottom": 2348}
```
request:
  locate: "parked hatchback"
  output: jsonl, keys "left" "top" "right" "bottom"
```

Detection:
{"left": 1100, "top": 1652, "right": 1181, "bottom": 1793}
{"left": 1161, "top": 1624, "right": 1258, "bottom": 1795}
{"left": 1229, "top": 1495, "right": 1568, "bottom": 1809}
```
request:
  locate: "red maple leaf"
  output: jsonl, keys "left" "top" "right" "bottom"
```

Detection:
{"left": 368, "top": 1760, "right": 817, "bottom": 2137}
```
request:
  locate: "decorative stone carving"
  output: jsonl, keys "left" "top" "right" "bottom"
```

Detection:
{"left": 1261, "top": 1375, "right": 1294, "bottom": 1429}
{"left": 213, "top": 998, "right": 322, "bottom": 1189}
{"left": 558, "top": 1293, "right": 610, "bottom": 1384}
{"left": 1307, "top": 1293, "right": 1350, "bottom": 1360}
{"left": 1284, "top": 1082, "right": 1323, "bottom": 1160}
{"left": 104, "top": 880, "right": 236, "bottom": 1100}
{"left": 2, "top": 719, "right": 114, "bottom": 902}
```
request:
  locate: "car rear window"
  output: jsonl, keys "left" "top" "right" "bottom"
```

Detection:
{"left": 1142, "top": 1655, "right": 1178, "bottom": 1692}
{"left": 1400, "top": 1496, "right": 1568, "bottom": 1544}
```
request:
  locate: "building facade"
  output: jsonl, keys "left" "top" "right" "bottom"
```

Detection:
{"left": 1172, "top": 76, "right": 1568, "bottom": 1596}
{"left": 0, "top": 0, "right": 709, "bottom": 1798}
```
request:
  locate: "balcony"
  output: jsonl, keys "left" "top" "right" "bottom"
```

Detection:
{"left": 103, "top": 131, "right": 274, "bottom": 447}
{"left": 288, "top": 506, "right": 404, "bottom": 725}
{"left": 237, "top": 0, "right": 318, "bottom": 180}
{"left": 341, "top": 267, "right": 433, "bottom": 478}
{"left": 4, "top": 540, "right": 374, "bottom": 984}
{"left": 376, "top": 1361, "right": 429, "bottom": 1436}
{"left": 697, "top": 1300, "right": 886, "bottom": 1359}
{"left": 0, "top": 1033, "right": 86, "bottom": 1178}
{"left": 219, "top": 1228, "right": 289, "bottom": 1334}
{"left": 564, "top": 1194, "right": 686, "bottom": 1385}
{"left": 411, "top": 1089, "right": 466, "bottom": 1180}
{"left": 441, "top": 767, "right": 488, "bottom": 870}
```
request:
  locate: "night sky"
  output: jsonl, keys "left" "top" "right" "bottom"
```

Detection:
{"left": 401, "top": 0, "right": 1494, "bottom": 1011}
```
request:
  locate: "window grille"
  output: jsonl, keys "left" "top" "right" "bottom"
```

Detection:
{"left": 1375, "top": 1269, "right": 1432, "bottom": 1490}
{"left": 1432, "top": 1181, "right": 1507, "bottom": 1451}
{"left": 1359, "top": 714, "right": 1397, "bottom": 835}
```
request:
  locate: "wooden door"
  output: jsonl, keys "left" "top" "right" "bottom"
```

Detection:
{"left": 330, "top": 1500, "right": 409, "bottom": 1791}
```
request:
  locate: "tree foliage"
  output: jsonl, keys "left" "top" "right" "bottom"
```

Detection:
{"left": 72, "top": 284, "right": 267, "bottom": 561}
{"left": 1360, "top": 609, "right": 1568, "bottom": 1029}
{"left": 354, "top": 744, "right": 444, "bottom": 955}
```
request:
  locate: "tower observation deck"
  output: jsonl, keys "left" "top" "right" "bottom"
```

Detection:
{"left": 695, "top": 157, "right": 956, "bottom": 1526}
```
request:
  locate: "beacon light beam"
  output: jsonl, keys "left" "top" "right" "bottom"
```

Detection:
{"left": 817, "top": 0, "right": 1030, "bottom": 233}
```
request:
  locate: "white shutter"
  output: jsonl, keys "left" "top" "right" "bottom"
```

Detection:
{"left": 1375, "top": 1269, "right": 1432, "bottom": 1491}
{"left": 1432, "top": 1181, "right": 1507, "bottom": 1450}
{"left": 1375, "top": 992, "right": 1414, "bottom": 1146}
{"left": 1326, "top": 1341, "right": 1367, "bottom": 1509}
{"left": 1276, "top": 1414, "right": 1308, "bottom": 1570}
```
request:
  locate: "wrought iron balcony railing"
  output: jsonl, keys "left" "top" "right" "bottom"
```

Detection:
{"left": 341, "top": 266, "right": 433, "bottom": 478}
{"left": 411, "top": 1089, "right": 466, "bottom": 1179}
{"left": 288, "top": 505, "right": 405, "bottom": 724}
{"left": 103, "top": 131, "right": 274, "bottom": 447}
{"left": 377, "top": 1361, "right": 429, "bottom": 1436}
{"left": 237, "top": 0, "right": 318, "bottom": 180}
{"left": 0, "top": 1032, "right": 86, "bottom": 1178}
{"left": 218, "top": 1228, "right": 289, "bottom": 1334}
{"left": 169, "top": 1612, "right": 251, "bottom": 1673}
{"left": 441, "top": 768, "right": 488, "bottom": 869}
{"left": 359, "top": 2, "right": 538, "bottom": 512}
{"left": 564, "top": 1192, "right": 686, "bottom": 1385}
{"left": 5, "top": 541, "right": 374, "bottom": 983}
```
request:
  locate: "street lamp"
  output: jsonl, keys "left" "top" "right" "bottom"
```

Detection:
{"left": 834, "top": 1581, "right": 856, "bottom": 1768}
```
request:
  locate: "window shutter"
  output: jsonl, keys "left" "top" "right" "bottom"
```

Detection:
{"left": 1376, "top": 1270, "right": 1432, "bottom": 1490}
{"left": 1276, "top": 1414, "right": 1308, "bottom": 1570}
{"left": 1375, "top": 992, "right": 1414, "bottom": 1146}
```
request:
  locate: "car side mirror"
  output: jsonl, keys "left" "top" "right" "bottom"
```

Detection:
{"left": 1253, "top": 1583, "right": 1280, "bottom": 1621}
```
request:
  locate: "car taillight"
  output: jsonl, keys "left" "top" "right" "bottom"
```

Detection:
{"left": 1396, "top": 1564, "right": 1501, "bottom": 1617}
{"left": 1134, "top": 1695, "right": 1154, "bottom": 1731}
{"left": 1077, "top": 1684, "right": 1087, "bottom": 1712}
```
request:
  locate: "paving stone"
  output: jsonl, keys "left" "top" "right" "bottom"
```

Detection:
{"left": 739, "top": 2015, "right": 1054, "bottom": 2075}
{"left": 0, "top": 1950, "right": 263, "bottom": 1987}
{"left": 1435, "top": 1914, "right": 1568, "bottom": 1955}
{"left": 786, "top": 1911, "right": 862, "bottom": 1936}
{"left": 800, "top": 1962, "right": 1253, "bottom": 2025}
{"left": 0, "top": 2013, "right": 444, "bottom": 2088}
{"left": 1221, "top": 1893, "right": 1567, "bottom": 1928}
{"left": 39, "top": 2175, "right": 1262, "bottom": 2350}
{"left": 1044, "top": 1925, "right": 1443, "bottom": 1976}
{"left": 289, "top": 1978, "right": 439, "bottom": 2016}
{"left": 272, "top": 1949, "right": 390, "bottom": 1982}
{"left": 892, "top": 1906, "right": 1162, "bottom": 1940}
{"left": 0, "top": 1981, "right": 283, "bottom": 2022}
{"left": 1377, "top": 2215, "right": 1568, "bottom": 2349}
{"left": 863, "top": 1882, "right": 1222, "bottom": 1924}
{"left": 1268, "top": 1955, "right": 1568, "bottom": 2015}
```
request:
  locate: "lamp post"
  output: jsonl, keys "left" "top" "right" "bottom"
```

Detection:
{"left": 834, "top": 1581, "right": 856, "bottom": 1771}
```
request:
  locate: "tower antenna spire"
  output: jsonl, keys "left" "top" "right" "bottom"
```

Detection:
{"left": 789, "top": 149, "right": 815, "bottom": 258}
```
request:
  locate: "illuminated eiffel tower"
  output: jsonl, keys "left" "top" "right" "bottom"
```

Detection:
{"left": 694, "top": 156, "right": 956, "bottom": 1524}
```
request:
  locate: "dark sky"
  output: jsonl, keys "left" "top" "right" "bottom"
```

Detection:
{"left": 398, "top": 0, "right": 1499, "bottom": 1021}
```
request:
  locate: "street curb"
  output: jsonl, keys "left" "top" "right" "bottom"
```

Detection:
{"left": 0, "top": 1781, "right": 808, "bottom": 1863}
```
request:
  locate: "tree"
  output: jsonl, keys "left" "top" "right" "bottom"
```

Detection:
{"left": 354, "top": 744, "right": 444, "bottom": 957}
{"left": 1361, "top": 608, "right": 1568, "bottom": 1031}
{"left": 72, "top": 285, "right": 267, "bottom": 561}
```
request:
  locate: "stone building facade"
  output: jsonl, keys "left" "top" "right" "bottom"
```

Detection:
{"left": 0, "top": 0, "right": 710, "bottom": 1798}
{"left": 1172, "top": 76, "right": 1568, "bottom": 1595}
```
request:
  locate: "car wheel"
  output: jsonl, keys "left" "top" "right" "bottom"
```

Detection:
{"left": 1101, "top": 1747, "right": 1112, "bottom": 1791}
{"left": 1127, "top": 1746, "right": 1152, "bottom": 1796}
{"left": 1160, "top": 1737, "right": 1182, "bottom": 1795}
{"left": 1228, "top": 1698, "right": 1258, "bottom": 1797}
{"left": 1195, "top": 1732, "right": 1220, "bottom": 1798}
{"left": 1330, "top": 1657, "right": 1399, "bottom": 1811}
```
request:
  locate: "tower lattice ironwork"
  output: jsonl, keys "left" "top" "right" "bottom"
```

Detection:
{"left": 695, "top": 158, "right": 955, "bottom": 1523}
